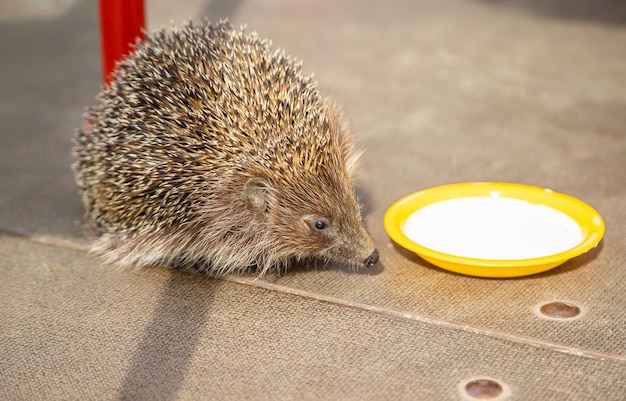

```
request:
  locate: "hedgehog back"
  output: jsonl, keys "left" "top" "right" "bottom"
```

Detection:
{"left": 73, "top": 20, "right": 352, "bottom": 235}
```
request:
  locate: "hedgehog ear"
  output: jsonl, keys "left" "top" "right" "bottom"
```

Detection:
{"left": 244, "top": 177, "right": 271, "bottom": 213}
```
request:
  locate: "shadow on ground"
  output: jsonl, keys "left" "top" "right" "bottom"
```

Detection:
{"left": 474, "top": 0, "right": 626, "bottom": 25}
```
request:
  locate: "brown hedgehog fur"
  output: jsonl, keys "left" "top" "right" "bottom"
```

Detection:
{"left": 72, "top": 19, "right": 378, "bottom": 276}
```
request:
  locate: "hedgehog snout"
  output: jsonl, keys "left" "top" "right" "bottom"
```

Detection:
{"left": 363, "top": 248, "right": 379, "bottom": 267}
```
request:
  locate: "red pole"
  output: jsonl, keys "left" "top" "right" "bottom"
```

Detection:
{"left": 98, "top": 0, "right": 146, "bottom": 85}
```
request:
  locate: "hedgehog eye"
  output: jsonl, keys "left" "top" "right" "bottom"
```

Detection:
{"left": 314, "top": 220, "right": 328, "bottom": 230}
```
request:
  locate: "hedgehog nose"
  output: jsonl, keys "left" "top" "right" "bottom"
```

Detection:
{"left": 363, "top": 249, "right": 379, "bottom": 267}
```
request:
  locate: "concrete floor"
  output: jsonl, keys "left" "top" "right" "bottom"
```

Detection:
{"left": 1, "top": 0, "right": 625, "bottom": 400}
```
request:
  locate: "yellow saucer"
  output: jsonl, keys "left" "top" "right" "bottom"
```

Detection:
{"left": 384, "top": 182, "right": 605, "bottom": 278}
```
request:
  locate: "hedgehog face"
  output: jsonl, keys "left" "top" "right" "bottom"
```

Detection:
{"left": 244, "top": 176, "right": 378, "bottom": 268}
{"left": 300, "top": 211, "right": 379, "bottom": 268}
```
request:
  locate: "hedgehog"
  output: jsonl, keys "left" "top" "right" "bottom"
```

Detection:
{"left": 72, "top": 19, "right": 379, "bottom": 276}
